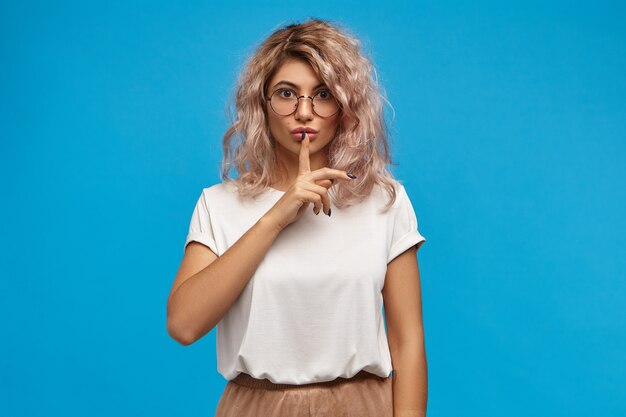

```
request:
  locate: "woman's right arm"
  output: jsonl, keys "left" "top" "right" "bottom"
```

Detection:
{"left": 167, "top": 134, "right": 353, "bottom": 345}
{"left": 166, "top": 215, "right": 282, "bottom": 346}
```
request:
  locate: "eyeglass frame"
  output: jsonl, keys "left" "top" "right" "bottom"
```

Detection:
{"left": 265, "top": 88, "right": 342, "bottom": 118}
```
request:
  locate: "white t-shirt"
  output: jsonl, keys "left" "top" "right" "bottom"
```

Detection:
{"left": 184, "top": 180, "right": 426, "bottom": 385}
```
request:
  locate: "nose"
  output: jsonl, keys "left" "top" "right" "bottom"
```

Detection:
{"left": 295, "top": 96, "right": 314, "bottom": 121}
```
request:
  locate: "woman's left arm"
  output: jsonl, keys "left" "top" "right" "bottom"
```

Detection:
{"left": 382, "top": 245, "right": 428, "bottom": 417}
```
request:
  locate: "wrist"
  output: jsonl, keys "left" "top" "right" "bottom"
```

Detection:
{"left": 258, "top": 213, "right": 284, "bottom": 235}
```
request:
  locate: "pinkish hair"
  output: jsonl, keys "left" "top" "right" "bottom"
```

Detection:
{"left": 220, "top": 18, "right": 404, "bottom": 211}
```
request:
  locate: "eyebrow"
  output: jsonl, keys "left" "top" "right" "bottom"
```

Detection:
{"left": 272, "top": 80, "right": 326, "bottom": 90}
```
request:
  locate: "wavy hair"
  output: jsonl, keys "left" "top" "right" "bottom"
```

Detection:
{"left": 220, "top": 18, "right": 403, "bottom": 212}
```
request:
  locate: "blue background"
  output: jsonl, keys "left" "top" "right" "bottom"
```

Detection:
{"left": 1, "top": 1, "right": 624, "bottom": 416}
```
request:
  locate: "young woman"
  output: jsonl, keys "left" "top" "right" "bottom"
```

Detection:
{"left": 166, "top": 18, "right": 428, "bottom": 417}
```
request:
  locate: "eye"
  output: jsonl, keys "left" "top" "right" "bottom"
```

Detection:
{"left": 277, "top": 88, "right": 295, "bottom": 98}
{"left": 316, "top": 89, "right": 332, "bottom": 100}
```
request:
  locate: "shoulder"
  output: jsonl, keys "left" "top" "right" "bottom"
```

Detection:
{"left": 370, "top": 179, "right": 406, "bottom": 210}
{"left": 199, "top": 181, "right": 238, "bottom": 199}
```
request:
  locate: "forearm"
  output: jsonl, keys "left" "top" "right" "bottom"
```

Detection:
{"left": 391, "top": 341, "right": 428, "bottom": 417}
{"left": 167, "top": 216, "right": 282, "bottom": 344}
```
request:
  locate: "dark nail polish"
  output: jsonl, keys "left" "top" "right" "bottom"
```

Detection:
{"left": 346, "top": 173, "right": 357, "bottom": 179}
{"left": 328, "top": 207, "right": 332, "bottom": 217}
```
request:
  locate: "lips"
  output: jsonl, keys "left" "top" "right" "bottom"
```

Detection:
{"left": 291, "top": 127, "right": 318, "bottom": 134}
{"left": 292, "top": 131, "right": 317, "bottom": 140}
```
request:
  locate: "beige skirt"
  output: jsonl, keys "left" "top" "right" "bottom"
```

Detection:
{"left": 215, "top": 370, "right": 393, "bottom": 417}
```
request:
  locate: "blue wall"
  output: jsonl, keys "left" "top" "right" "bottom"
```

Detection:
{"left": 1, "top": 1, "right": 624, "bottom": 416}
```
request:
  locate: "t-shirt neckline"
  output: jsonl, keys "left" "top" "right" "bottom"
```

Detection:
{"left": 267, "top": 186, "right": 286, "bottom": 194}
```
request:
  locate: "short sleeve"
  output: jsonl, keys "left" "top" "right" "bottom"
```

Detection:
{"left": 387, "top": 185, "right": 426, "bottom": 263}
{"left": 184, "top": 190, "right": 219, "bottom": 256}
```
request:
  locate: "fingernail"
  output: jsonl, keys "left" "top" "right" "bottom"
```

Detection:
{"left": 346, "top": 173, "right": 357, "bottom": 179}
{"left": 301, "top": 131, "right": 306, "bottom": 141}
{"left": 327, "top": 207, "right": 332, "bottom": 217}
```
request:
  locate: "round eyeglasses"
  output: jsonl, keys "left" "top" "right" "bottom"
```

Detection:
{"left": 266, "top": 88, "right": 341, "bottom": 118}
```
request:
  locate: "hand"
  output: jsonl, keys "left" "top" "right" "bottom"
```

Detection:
{"left": 263, "top": 132, "right": 355, "bottom": 232}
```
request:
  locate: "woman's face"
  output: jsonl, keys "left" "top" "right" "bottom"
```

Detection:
{"left": 265, "top": 58, "right": 340, "bottom": 159}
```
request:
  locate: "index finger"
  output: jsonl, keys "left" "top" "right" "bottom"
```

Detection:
{"left": 298, "top": 131, "right": 311, "bottom": 174}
